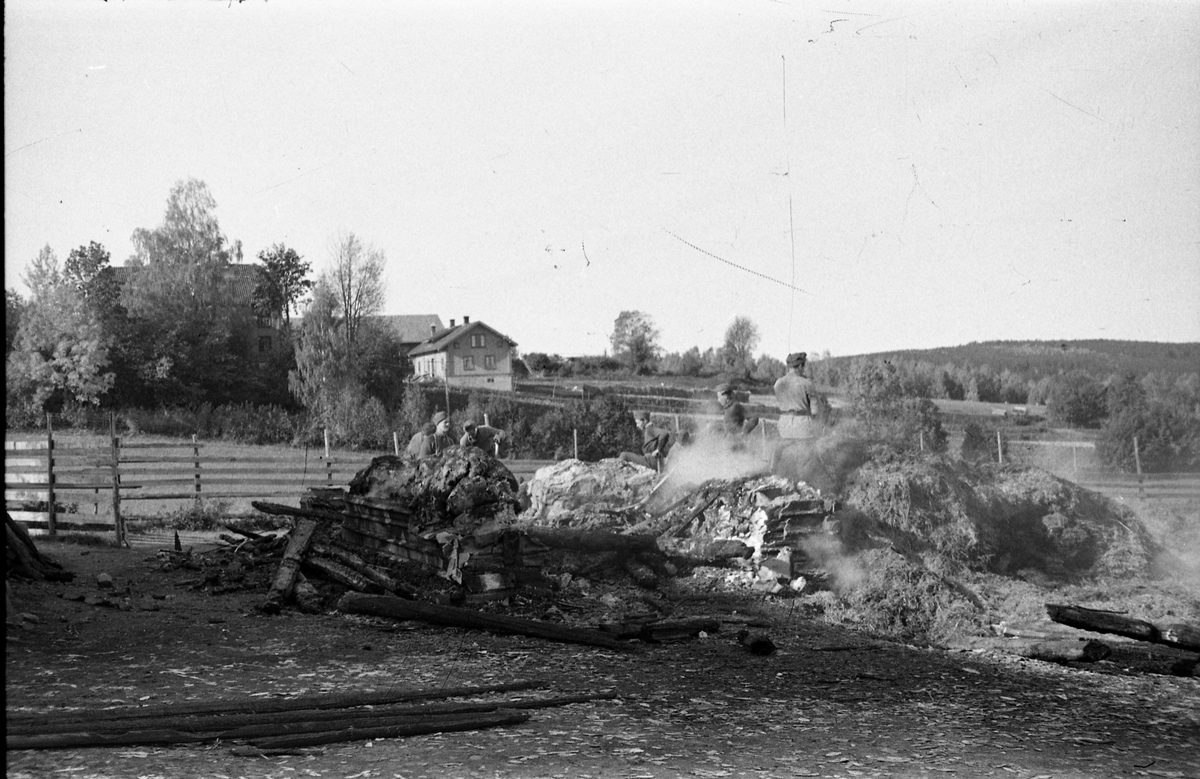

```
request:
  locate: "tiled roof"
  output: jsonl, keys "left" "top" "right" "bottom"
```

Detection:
{"left": 373, "top": 314, "right": 446, "bottom": 343}
{"left": 408, "top": 320, "right": 517, "bottom": 356}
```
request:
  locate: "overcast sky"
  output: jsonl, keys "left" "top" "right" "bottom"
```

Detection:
{"left": 6, "top": 0, "right": 1199, "bottom": 361}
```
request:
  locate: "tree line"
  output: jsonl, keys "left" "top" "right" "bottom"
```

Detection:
{"left": 5, "top": 178, "right": 411, "bottom": 440}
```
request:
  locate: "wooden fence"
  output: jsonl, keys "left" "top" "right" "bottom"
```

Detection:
{"left": 4, "top": 420, "right": 557, "bottom": 542}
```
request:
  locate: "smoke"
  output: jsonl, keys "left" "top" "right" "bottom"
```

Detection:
{"left": 797, "top": 533, "right": 868, "bottom": 594}
{"left": 665, "top": 432, "right": 772, "bottom": 486}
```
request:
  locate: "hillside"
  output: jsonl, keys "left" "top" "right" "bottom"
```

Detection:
{"left": 820, "top": 339, "right": 1200, "bottom": 381}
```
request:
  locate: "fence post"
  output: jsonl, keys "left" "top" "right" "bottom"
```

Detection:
{"left": 919, "top": 430, "right": 925, "bottom": 452}
{"left": 325, "top": 428, "right": 333, "bottom": 485}
{"left": 1133, "top": 435, "right": 1144, "bottom": 497}
{"left": 110, "top": 413, "right": 124, "bottom": 546}
{"left": 46, "top": 413, "right": 57, "bottom": 537}
{"left": 573, "top": 429, "right": 579, "bottom": 460}
{"left": 996, "top": 430, "right": 1003, "bottom": 465}
{"left": 393, "top": 431, "right": 400, "bottom": 457}
{"left": 192, "top": 434, "right": 202, "bottom": 502}
{"left": 1072, "top": 443, "right": 1078, "bottom": 472}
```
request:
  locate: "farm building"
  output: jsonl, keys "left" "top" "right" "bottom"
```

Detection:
{"left": 408, "top": 317, "right": 517, "bottom": 391}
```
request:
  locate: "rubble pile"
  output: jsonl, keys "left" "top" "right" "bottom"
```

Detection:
{"left": 523, "top": 459, "right": 662, "bottom": 529}
{"left": 346, "top": 447, "right": 522, "bottom": 533}
{"left": 236, "top": 451, "right": 839, "bottom": 613}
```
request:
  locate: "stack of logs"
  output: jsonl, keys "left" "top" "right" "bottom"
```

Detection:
{"left": 6, "top": 680, "right": 616, "bottom": 753}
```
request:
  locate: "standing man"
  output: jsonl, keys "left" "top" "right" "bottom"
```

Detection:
{"left": 460, "top": 419, "right": 507, "bottom": 456}
{"left": 773, "top": 352, "right": 821, "bottom": 442}
{"left": 618, "top": 411, "right": 674, "bottom": 471}
{"left": 411, "top": 411, "right": 454, "bottom": 460}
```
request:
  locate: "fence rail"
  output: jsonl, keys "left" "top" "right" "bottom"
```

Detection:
{"left": 5, "top": 422, "right": 562, "bottom": 542}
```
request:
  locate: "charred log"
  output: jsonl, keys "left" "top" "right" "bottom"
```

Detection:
{"left": 338, "top": 592, "right": 633, "bottom": 651}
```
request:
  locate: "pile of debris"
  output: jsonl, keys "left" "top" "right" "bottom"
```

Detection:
{"left": 237, "top": 447, "right": 837, "bottom": 616}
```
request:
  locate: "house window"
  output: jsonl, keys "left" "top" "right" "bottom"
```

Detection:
{"left": 256, "top": 313, "right": 273, "bottom": 328}
{"left": 258, "top": 336, "right": 272, "bottom": 353}
{"left": 484, "top": 355, "right": 496, "bottom": 370}
{"left": 463, "top": 356, "right": 475, "bottom": 371}
{"left": 471, "top": 334, "right": 486, "bottom": 348}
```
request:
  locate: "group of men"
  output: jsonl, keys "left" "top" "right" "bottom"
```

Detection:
{"left": 404, "top": 410, "right": 507, "bottom": 460}
{"left": 618, "top": 350, "right": 822, "bottom": 472}
{"left": 406, "top": 351, "right": 822, "bottom": 471}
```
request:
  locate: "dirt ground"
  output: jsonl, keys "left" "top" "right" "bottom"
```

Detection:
{"left": 7, "top": 538, "right": 1200, "bottom": 779}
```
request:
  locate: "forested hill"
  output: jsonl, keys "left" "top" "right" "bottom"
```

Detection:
{"left": 821, "top": 340, "right": 1200, "bottom": 381}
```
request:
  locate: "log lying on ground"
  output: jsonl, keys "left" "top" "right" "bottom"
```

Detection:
{"left": 7, "top": 709, "right": 533, "bottom": 751}
{"left": 8, "top": 691, "right": 617, "bottom": 738}
{"left": 599, "top": 616, "right": 721, "bottom": 642}
{"left": 6, "top": 680, "right": 542, "bottom": 727}
{"left": 1047, "top": 604, "right": 1200, "bottom": 651}
{"left": 249, "top": 709, "right": 531, "bottom": 750}
{"left": 339, "top": 592, "right": 633, "bottom": 651}
{"left": 950, "top": 636, "right": 1112, "bottom": 662}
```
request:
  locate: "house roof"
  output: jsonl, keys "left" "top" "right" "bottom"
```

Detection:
{"left": 373, "top": 314, "right": 446, "bottom": 344}
{"left": 408, "top": 319, "right": 517, "bottom": 357}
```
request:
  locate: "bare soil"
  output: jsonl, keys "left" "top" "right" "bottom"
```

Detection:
{"left": 7, "top": 538, "right": 1199, "bottom": 779}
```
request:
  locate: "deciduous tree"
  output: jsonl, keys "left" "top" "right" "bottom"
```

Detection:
{"left": 1046, "top": 371, "right": 1107, "bottom": 427}
{"left": 327, "top": 231, "right": 386, "bottom": 355}
{"left": 610, "top": 310, "right": 659, "bottom": 374}
{"left": 119, "top": 179, "right": 253, "bottom": 405}
{"left": 254, "top": 243, "right": 313, "bottom": 325}
{"left": 6, "top": 288, "right": 24, "bottom": 358}
{"left": 722, "top": 316, "right": 759, "bottom": 378}
{"left": 6, "top": 246, "right": 114, "bottom": 416}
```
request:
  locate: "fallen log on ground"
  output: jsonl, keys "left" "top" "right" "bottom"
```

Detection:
{"left": 949, "top": 636, "right": 1112, "bottom": 662}
{"left": 9, "top": 691, "right": 618, "bottom": 738}
{"left": 5, "top": 680, "right": 542, "bottom": 727}
{"left": 599, "top": 617, "right": 721, "bottom": 642}
{"left": 7, "top": 709, "right": 534, "bottom": 751}
{"left": 259, "top": 519, "right": 318, "bottom": 614}
{"left": 1047, "top": 604, "right": 1200, "bottom": 651}
{"left": 338, "top": 592, "right": 634, "bottom": 651}
{"left": 248, "top": 709, "right": 531, "bottom": 750}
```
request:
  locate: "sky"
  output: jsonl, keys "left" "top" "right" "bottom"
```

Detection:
{"left": 6, "top": 0, "right": 1199, "bottom": 361}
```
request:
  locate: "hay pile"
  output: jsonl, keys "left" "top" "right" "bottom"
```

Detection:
{"left": 841, "top": 454, "right": 1154, "bottom": 580}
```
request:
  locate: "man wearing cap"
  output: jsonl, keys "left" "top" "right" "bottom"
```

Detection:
{"left": 714, "top": 384, "right": 759, "bottom": 439}
{"left": 774, "top": 353, "right": 821, "bottom": 441}
{"left": 460, "top": 420, "right": 507, "bottom": 457}
{"left": 618, "top": 411, "right": 674, "bottom": 471}
{"left": 408, "top": 411, "right": 454, "bottom": 460}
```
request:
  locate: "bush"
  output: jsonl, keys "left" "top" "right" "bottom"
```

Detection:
{"left": 526, "top": 395, "right": 636, "bottom": 460}
{"left": 960, "top": 422, "right": 1007, "bottom": 463}
{"left": 324, "top": 385, "right": 391, "bottom": 450}
{"left": 1046, "top": 371, "right": 1107, "bottom": 427}
{"left": 841, "top": 395, "right": 948, "bottom": 454}
{"left": 1098, "top": 402, "right": 1200, "bottom": 473}
{"left": 158, "top": 499, "right": 231, "bottom": 531}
